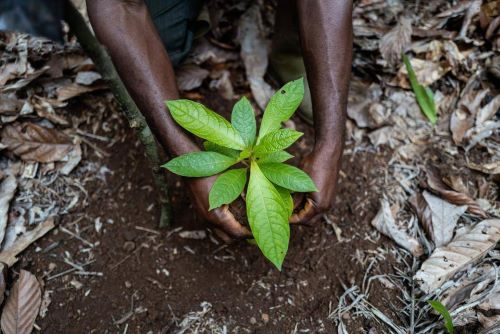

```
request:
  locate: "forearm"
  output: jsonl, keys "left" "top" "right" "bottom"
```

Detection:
{"left": 85, "top": 0, "right": 198, "bottom": 155}
{"left": 297, "top": 0, "right": 352, "bottom": 155}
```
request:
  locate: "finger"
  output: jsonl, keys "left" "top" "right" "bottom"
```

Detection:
{"left": 292, "top": 192, "right": 305, "bottom": 210}
{"left": 290, "top": 198, "right": 317, "bottom": 224}
{"left": 213, "top": 228, "right": 233, "bottom": 243}
{"left": 210, "top": 205, "right": 252, "bottom": 239}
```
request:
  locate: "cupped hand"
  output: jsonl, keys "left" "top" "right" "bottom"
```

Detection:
{"left": 187, "top": 176, "right": 252, "bottom": 240}
{"left": 290, "top": 148, "right": 341, "bottom": 224}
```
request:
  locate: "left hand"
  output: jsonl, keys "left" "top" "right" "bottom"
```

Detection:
{"left": 290, "top": 147, "right": 341, "bottom": 224}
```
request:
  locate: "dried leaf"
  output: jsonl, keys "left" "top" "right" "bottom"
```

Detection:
{"left": 2, "top": 66, "right": 49, "bottom": 92}
{"left": 347, "top": 81, "right": 386, "bottom": 128}
{"left": 32, "top": 96, "right": 68, "bottom": 126}
{"left": 443, "top": 41, "right": 465, "bottom": 70}
{"left": 478, "top": 313, "right": 500, "bottom": 330}
{"left": 0, "top": 263, "right": 6, "bottom": 305}
{"left": 1, "top": 270, "right": 41, "bottom": 334}
{"left": 440, "top": 264, "right": 496, "bottom": 310}
{"left": 0, "top": 175, "right": 17, "bottom": 246}
{"left": 476, "top": 95, "right": 500, "bottom": 126}
{"left": 450, "top": 108, "right": 474, "bottom": 145}
{"left": 176, "top": 64, "right": 210, "bottom": 91}
{"left": 415, "top": 219, "right": 500, "bottom": 293}
{"left": 479, "top": 289, "right": 500, "bottom": 311}
{"left": 75, "top": 71, "right": 102, "bottom": 86}
{"left": 0, "top": 218, "right": 55, "bottom": 267}
{"left": 238, "top": 5, "right": 274, "bottom": 110}
{"left": 371, "top": 198, "right": 423, "bottom": 256}
{"left": 457, "top": 0, "right": 482, "bottom": 40}
{"left": 0, "top": 63, "right": 21, "bottom": 86}
{"left": 0, "top": 95, "right": 23, "bottom": 116}
{"left": 424, "top": 168, "right": 487, "bottom": 218}
{"left": 58, "top": 143, "right": 82, "bottom": 175}
{"left": 56, "top": 82, "right": 106, "bottom": 101}
{"left": 189, "top": 38, "right": 238, "bottom": 65}
{"left": 379, "top": 17, "right": 412, "bottom": 67}
{"left": 1, "top": 123, "right": 75, "bottom": 163}
{"left": 421, "top": 191, "right": 467, "bottom": 247}
{"left": 393, "top": 58, "right": 450, "bottom": 89}
{"left": 209, "top": 70, "right": 234, "bottom": 100}
{"left": 468, "top": 161, "right": 500, "bottom": 175}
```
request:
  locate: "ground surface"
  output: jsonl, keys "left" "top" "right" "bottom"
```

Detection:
{"left": 21, "top": 96, "right": 399, "bottom": 333}
{"left": 1, "top": 1, "right": 499, "bottom": 333}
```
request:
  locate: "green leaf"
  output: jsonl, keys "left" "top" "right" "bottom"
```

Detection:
{"left": 203, "top": 141, "right": 240, "bottom": 158}
{"left": 247, "top": 161, "right": 290, "bottom": 270}
{"left": 162, "top": 151, "right": 237, "bottom": 177}
{"left": 258, "top": 151, "right": 294, "bottom": 163}
{"left": 258, "top": 78, "right": 304, "bottom": 141}
{"left": 231, "top": 97, "right": 256, "bottom": 147}
{"left": 254, "top": 129, "right": 302, "bottom": 155}
{"left": 276, "top": 186, "right": 293, "bottom": 218}
{"left": 428, "top": 300, "right": 454, "bottom": 334}
{"left": 166, "top": 99, "right": 246, "bottom": 150}
{"left": 403, "top": 55, "right": 437, "bottom": 124}
{"left": 259, "top": 163, "right": 318, "bottom": 192}
{"left": 209, "top": 168, "right": 247, "bottom": 210}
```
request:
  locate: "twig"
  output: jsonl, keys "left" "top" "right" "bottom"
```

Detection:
{"left": 63, "top": 1, "right": 171, "bottom": 227}
{"left": 60, "top": 226, "right": 94, "bottom": 247}
{"left": 135, "top": 225, "right": 161, "bottom": 235}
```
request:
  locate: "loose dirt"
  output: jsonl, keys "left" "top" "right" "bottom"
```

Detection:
{"left": 19, "top": 95, "right": 402, "bottom": 333}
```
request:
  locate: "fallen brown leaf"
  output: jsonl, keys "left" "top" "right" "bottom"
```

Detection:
{"left": 450, "top": 108, "right": 474, "bottom": 145}
{"left": 411, "top": 189, "right": 468, "bottom": 248}
{"left": 371, "top": 198, "right": 423, "bottom": 257}
{"left": 0, "top": 175, "right": 17, "bottom": 246}
{"left": 0, "top": 63, "right": 21, "bottom": 86}
{"left": 415, "top": 219, "right": 500, "bottom": 293}
{"left": 56, "top": 82, "right": 106, "bottom": 101}
{"left": 1, "top": 270, "right": 41, "bottom": 334}
{"left": 0, "top": 263, "right": 6, "bottom": 305}
{"left": 75, "top": 71, "right": 102, "bottom": 86}
{"left": 468, "top": 161, "right": 500, "bottom": 175}
{"left": 423, "top": 168, "right": 487, "bottom": 218}
{"left": 476, "top": 95, "right": 500, "bottom": 125}
{"left": 379, "top": 17, "right": 412, "bottom": 67}
{"left": 238, "top": 4, "right": 274, "bottom": 110}
{"left": 0, "top": 95, "right": 23, "bottom": 116}
{"left": 2, "top": 66, "right": 49, "bottom": 92}
{"left": 1, "top": 123, "right": 75, "bottom": 163}
{"left": 32, "top": 96, "right": 68, "bottom": 126}
{"left": 175, "top": 64, "right": 210, "bottom": 91}
{"left": 392, "top": 58, "right": 450, "bottom": 89}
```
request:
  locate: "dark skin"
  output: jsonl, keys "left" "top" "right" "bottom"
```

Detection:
{"left": 86, "top": 0, "right": 352, "bottom": 238}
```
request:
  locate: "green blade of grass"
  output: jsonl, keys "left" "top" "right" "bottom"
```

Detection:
{"left": 403, "top": 54, "right": 437, "bottom": 125}
{"left": 428, "top": 300, "right": 454, "bottom": 334}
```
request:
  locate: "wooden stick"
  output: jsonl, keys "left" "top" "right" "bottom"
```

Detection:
{"left": 63, "top": 1, "right": 171, "bottom": 227}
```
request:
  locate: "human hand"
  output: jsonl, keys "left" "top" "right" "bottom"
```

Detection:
{"left": 187, "top": 176, "right": 252, "bottom": 241}
{"left": 290, "top": 147, "right": 341, "bottom": 224}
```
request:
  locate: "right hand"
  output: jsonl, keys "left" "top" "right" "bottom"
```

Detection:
{"left": 187, "top": 176, "right": 252, "bottom": 241}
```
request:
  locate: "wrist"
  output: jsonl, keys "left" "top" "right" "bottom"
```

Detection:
{"left": 314, "top": 139, "right": 343, "bottom": 158}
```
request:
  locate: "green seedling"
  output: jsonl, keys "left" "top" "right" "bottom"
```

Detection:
{"left": 403, "top": 54, "right": 437, "bottom": 124}
{"left": 428, "top": 300, "right": 454, "bottom": 334}
{"left": 162, "top": 79, "right": 317, "bottom": 270}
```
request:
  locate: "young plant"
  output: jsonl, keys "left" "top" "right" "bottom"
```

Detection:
{"left": 428, "top": 300, "right": 454, "bottom": 334}
{"left": 162, "top": 78, "right": 317, "bottom": 269}
{"left": 403, "top": 54, "right": 437, "bottom": 125}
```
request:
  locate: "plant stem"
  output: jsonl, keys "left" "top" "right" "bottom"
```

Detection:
{"left": 63, "top": 1, "right": 171, "bottom": 227}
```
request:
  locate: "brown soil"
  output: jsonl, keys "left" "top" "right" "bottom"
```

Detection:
{"left": 19, "top": 96, "right": 402, "bottom": 333}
